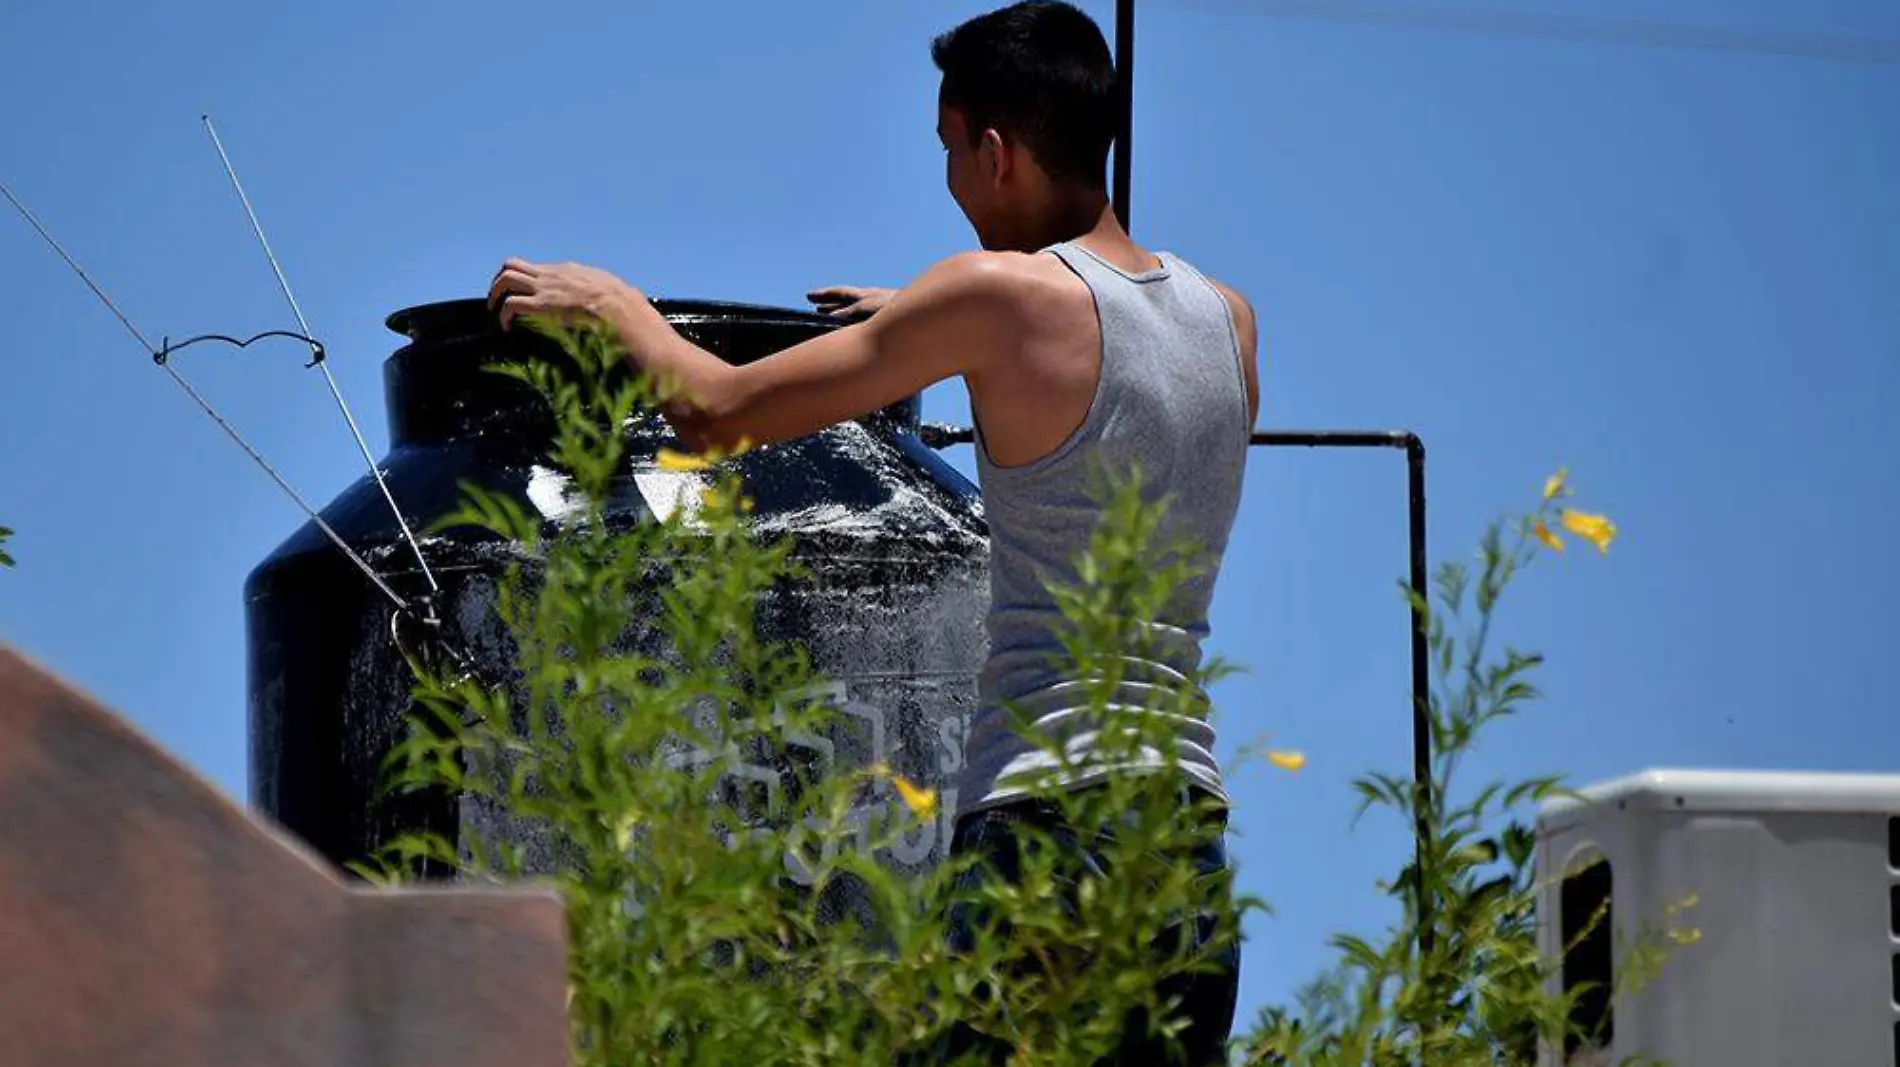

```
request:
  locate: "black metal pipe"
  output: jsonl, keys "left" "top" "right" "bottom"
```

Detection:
{"left": 1404, "top": 432, "right": 1432, "bottom": 955}
{"left": 1113, "top": 0, "right": 1134, "bottom": 232}
{"left": 921, "top": 423, "right": 1435, "bottom": 942}
{"left": 1256, "top": 430, "right": 1434, "bottom": 947}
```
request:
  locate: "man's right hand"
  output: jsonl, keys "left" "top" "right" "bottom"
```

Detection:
{"left": 807, "top": 285, "right": 897, "bottom": 321}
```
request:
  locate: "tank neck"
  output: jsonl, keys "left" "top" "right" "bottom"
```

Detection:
{"left": 382, "top": 298, "right": 921, "bottom": 449}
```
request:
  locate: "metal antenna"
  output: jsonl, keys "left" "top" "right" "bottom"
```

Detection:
{"left": 201, "top": 114, "right": 441, "bottom": 595}
{"left": 1, "top": 178, "right": 411, "bottom": 612}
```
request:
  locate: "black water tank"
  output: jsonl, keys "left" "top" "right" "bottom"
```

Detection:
{"left": 246, "top": 297, "right": 990, "bottom": 880}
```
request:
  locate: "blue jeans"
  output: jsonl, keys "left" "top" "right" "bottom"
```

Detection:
{"left": 918, "top": 788, "right": 1242, "bottom": 1067}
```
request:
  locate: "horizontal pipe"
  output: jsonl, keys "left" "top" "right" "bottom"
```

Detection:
{"left": 919, "top": 420, "right": 1434, "bottom": 943}
{"left": 919, "top": 426, "right": 1420, "bottom": 452}
{"left": 1252, "top": 429, "right": 1418, "bottom": 449}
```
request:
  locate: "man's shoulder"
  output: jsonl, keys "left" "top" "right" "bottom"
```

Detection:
{"left": 917, "top": 250, "right": 1082, "bottom": 309}
{"left": 860, "top": 253, "right": 1080, "bottom": 383}
{"left": 913, "top": 252, "right": 1093, "bottom": 349}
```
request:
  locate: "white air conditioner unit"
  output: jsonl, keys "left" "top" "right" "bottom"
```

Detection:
{"left": 1535, "top": 768, "right": 1900, "bottom": 1067}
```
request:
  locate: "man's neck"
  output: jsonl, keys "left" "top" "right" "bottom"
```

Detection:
{"left": 1013, "top": 196, "right": 1159, "bottom": 274}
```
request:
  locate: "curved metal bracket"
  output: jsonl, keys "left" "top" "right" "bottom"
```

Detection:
{"left": 154, "top": 329, "right": 327, "bottom": 369}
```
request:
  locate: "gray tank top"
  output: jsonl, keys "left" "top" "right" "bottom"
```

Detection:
{"left": 956, "top": 240, "right": 1252, "bottom": 817}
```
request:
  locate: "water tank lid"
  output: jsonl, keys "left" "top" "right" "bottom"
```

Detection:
{"left": 1537, "top": 767, "right": 1900, "bottom": 831}
{"left": 385, "top": 297, "right": 842, "bottom": 343}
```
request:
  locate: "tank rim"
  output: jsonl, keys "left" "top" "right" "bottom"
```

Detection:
{"left": 385, "top": 297, "right": 846, "bottom": 343}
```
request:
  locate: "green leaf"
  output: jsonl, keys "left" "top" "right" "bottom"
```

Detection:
{"left": 1501, "top": 822, "right": 1538, "bottom": 870}
{"left": 1502, "top": 775, "right": 1568, "bottom": 810}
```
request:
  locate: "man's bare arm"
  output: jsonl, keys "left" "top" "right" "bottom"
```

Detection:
{"left": 598, "top": 254, "right": 1016, "bottom": 452}
{"left": 1209, "top": 278, "right": 1261, "bottom": 429}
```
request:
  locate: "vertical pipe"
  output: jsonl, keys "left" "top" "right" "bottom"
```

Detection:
{"left": 1113, "top": 0, "right": 1134, "bottom": 232}
{"left": 1404, "top": 433, "right": 1433, "bottom": 951}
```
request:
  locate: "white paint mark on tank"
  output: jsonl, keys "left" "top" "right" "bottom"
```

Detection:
{"left": 525, "top": 465, "right": 579, "bottom": 521}
{"left": 633, "top": 470, "right": 707, "bottom": 526}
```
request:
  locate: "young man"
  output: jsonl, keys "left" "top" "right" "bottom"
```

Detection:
{"left": 488, "top": 2, "right": 1258, "bottom": 1061}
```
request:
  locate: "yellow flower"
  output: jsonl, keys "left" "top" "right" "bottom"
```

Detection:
{"left": 868, "top": 761, "right": 938, "bottom": 819}
{"left": 1267, "top": 750, "right": 1307, "bottom": 772}
{"left": 1542, "top": 467, "right": 1569, "bottom": 502}
{"left": 1559, "top": 509, "right": 1617, "bottom": 554}
{"left": 655, "top": 448, "right": 712, "bottom": 473}
{"left": 1532, "top": 519, "right": 1565, "bottom": 553}
{"left": 892, "top": 776, "right": 939, "bottom": 819}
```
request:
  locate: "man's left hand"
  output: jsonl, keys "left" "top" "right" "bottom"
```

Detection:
{"left": 487, "top": 258, "right": 641, "bottom": 331}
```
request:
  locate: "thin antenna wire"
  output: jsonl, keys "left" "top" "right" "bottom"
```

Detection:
{"left": 2, "top": 182, "right": 157, "bottom": 354}
{"left": 201, "top": 115, "right": 442, "bottom": 595}
{"left": 1, "top": 177, "right": 411, "bottom": 612}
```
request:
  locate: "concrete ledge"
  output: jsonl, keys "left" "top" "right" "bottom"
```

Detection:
{"left": 0, "top": 647, "right": 568, "bottom": 1067}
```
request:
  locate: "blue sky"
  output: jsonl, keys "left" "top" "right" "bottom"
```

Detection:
{"left": 2, "top": 0, "right": 1896, "bottom": 1030}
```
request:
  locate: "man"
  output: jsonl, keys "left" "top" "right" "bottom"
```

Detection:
{"left": 488, "top": 2, "right": 1258, "bottom": 1061}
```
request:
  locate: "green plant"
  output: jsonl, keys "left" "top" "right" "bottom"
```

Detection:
{"left": 357, "top": 312, "right": 1684, "bottom": 1067}
{"left": 358, "top": 318, "right": 1270, "bottom": 1067}
{"left": 1242, "top": 473, "right": 1697, "bottom": 1067}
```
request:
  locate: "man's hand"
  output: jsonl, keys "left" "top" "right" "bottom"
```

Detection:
{"left": 581, "top": 253, "right": 1023, "bottom": 453}
{"left": 477, "top": 253, "right": 1027, "bottom": 457}
{"left": 488, "top": 258, "right": 643, "bottom": 331}
{"left": 806, "top": 285, "right": 897, "bottom": 321}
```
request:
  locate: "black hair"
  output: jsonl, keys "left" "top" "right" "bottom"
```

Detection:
{"left": 931, "top": 1, "right": 1119, "bottom": 190}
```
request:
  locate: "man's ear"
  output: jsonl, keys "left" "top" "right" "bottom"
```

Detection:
{"left": 979, "top": 128, "right": 1010, "bottom": 185}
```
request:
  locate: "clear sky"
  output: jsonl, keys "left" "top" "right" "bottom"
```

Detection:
{"left": 3, "top": 0, "right": 1896, "bottom": 1031}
